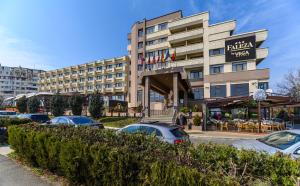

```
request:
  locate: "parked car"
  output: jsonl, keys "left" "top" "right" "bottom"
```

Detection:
{"left": 46, "top": 116, "right": 104, "bottom": 129}
{"left": 0, "top": 111, "right": 17, "bottom": 118}
{"left": 117, "top": 123, "right": 190, "bottom": 144}
{"left": 17, "top": 113, "right": 50, "bottom": 123}
{"left": 233, "top": 130, "right": 300, "bottom": 159}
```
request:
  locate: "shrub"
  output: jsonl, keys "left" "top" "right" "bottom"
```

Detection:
{"left": 27, "top": 96, "right": 40, "bottom": 113}
{"left": 88, "top": 91, "right": 103, "bottom": 119}
{"left": 51, "top": 93, "right": 65, "bottom": 116}
{"left": 193, "top": 114, "right": 201, "bottom": 126}
{"left": 180, "top": 107, "right": 189, "bottom": 114}
{"left": 16, "top": 96, "right": 27, "bottom": 113}
{"left": 8, "top": 124, "right": 300, "bottom": 185}
{"left": 192, "top": 104, "right": 200, "bottom": 112}
{"left": 69, "top": 93, "right": 83, "bottom": 115}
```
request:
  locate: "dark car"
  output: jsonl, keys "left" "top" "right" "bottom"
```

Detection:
{"left": 17, "top": 114, "right": 50, "bottom": 123}
{"left": 46, "top": 116, "right": 104, "bottom": 129}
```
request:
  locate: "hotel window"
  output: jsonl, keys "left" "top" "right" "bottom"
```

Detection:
{"left": 106, "top": 74, "right": 113, "bottom": 79}
{"left": 137, "top": 90, "right": 143, "bottom": 102}
{"left": 88, "top": 68, "right": 93, "bottom": 72}
{"left": 138, "top": 65, "right": 143, "bottom": 71}
{"left": 231, "top": 83, "right": 249, "bottom": 96}
{"left": 232, "top": 62, "right": 247, "bottom": 72}
{"left": 96, "top": 76, "right": 102, "bottom": 80}
{"left": 96, "top": 84, "right": 101, "bottom": 89}
{"left": 87, "top": 86, "right": 93, "bottom": 90}
{"left": 146, "top": 40, "right": 154, "bottom": 46}
{"left": 79, "top": 70, "right": 84, "bottom": 74}
{"left": 210, "top": 85, "right": 227, "bottom": 98}
{"left": 189, "top": 71, "right": 203, "bottom": 80}
{"left": 146, "top": 51, "right": 154, "bottom": 58}
{"left": 209, "top": 48, "right": 225, "bottom": 56}
{"left": 192, "top": 87, "right": 204, "bottom": 100}
{"left": 138, "top": 42, "right": 143, "bottom": 49}
{"left": 146, "top": 26, "right": 155, "bottom": 34}
{"left": 138, "top": 53, "right": 143, "bottom": 60}
{"left": 107, "top": 65, "right": 113, "bottom": 69}
{"left": 96, "top": 66, "right": 102, "bottom": 71}
{"left": 105, "top": 84, "right": 112, "bottom": 88}
{"left": 138, "top": 29, "right": 143, "bottom": 37}
{"left": 210, "top": 65, "right": 224, "bottom": 74}
{"left": 116, "top": 63, "right": 123, "bottom": 67}
{"left": 116, "top": 73, "right": 123, "bottom": 77}
{"left": 158, "top": 22, "right": 168, "bottom": 31}
{"left": 88, "top": 77, "right": 93, "bottom": 81}
{"left": 158, "top": 37, "right": 167, "bottom": 43}
{"left": 258, "top": 82, "right": 269, "bottom": 90}
{"left": 79, "top": 78, "right": 85, "bottom": 82}
{"left": 115, "top": 82, "right": 123, "bottom": 87}
{"left": 72, "top": 71, "right": 77, "bottom": 74}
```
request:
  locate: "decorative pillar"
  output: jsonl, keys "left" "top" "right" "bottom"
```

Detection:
{"left": 173, "top": 73, "right": 178, "bottom": 112}
{"left": 144, "top": 76, "right": 150, "bottom": 117}
{"left": 202, "top": 103, "right": 207, "bottom": 131}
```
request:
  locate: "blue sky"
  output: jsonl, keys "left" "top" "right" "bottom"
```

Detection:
{"left": 0, "top": 0, "right": 299, "bottom": 89}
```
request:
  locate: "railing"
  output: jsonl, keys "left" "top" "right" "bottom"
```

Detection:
{"left": 150, "top": 109, "right": 173, "bottom": 116}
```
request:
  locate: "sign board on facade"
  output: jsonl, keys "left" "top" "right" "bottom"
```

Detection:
{"left": 225, "top": 35, "right": 256, "bottom": 62}
{"left": 108, "top": 100, "right": 128, "bottom": 112}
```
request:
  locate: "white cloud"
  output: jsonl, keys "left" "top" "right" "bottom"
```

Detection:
{"left": 0, "top": 26, "right": 55, "bottom": 70}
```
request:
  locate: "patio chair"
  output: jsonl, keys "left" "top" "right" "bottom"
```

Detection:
{"left": 220, "top": 121, "right": 228, "bottom": 131}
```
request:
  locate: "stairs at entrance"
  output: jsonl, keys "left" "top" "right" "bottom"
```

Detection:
{"left": 141, "top": 115, "right": 174, "bottom": 124}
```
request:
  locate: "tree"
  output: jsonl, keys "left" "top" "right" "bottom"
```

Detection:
{"left": 27, "top": 96, "right": 40, "bottom": 113}
{"left": 69, "top": 93, "right": 83, "bottom": 115}
{"left": 277, "top": 70, "right": 300, "bottom": 100}
{"left": 51, "top": 93, "right": 65, "bottom": 116}
{"left": 16, "top": 96, "right": 27, "bottom": 113}
{"left": 88, "top": 91, "right": 103, "bottom": 118}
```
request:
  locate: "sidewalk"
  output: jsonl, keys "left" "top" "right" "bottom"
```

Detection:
{"left": 186, "top": 130, "right": 267, "bottom": 139}
{"left": 0, "top": 145, "right": 13, "bottom": 156}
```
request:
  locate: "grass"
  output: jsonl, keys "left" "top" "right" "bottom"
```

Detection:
{"left": 99, "top": 117, "right": 139, "bottom": 128}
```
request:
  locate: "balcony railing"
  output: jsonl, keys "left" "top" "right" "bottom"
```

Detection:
{"left": 170, "top": 43, "right": 203, "bottom": 55}
{"left": 168, "top": 28, "right": 203, "bottom": 43}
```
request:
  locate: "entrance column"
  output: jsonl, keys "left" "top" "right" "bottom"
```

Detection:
{"left": 173, "top": 73, "right": 178, "bottom": 112}
{"left": 144, "top": 76, "right": 150, "bottom": 117}
{"left": 184, "top": 90, "right": 188, "bottom": 107}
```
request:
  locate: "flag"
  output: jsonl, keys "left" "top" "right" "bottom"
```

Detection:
{"left": 161, "top": 51, "right": 165, "bottom": 63}
{"left": 157, "top": 55, "right": 160, "bottom": 63}
{"left": 165, "top": 50, "right": 170, "bottom": 61}
{"left": 171, "top": 49, "right": 176, "bottom": 61}
{"left": 152, "top": 54, "right": 156, "bottom": 64}
{"left": 147, "top": 56, "right": 151, "bottom": 64}
{"left": 141, "top": 55, "right": 145, "bottom": 64}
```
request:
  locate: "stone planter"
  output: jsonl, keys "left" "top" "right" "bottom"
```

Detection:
{"left": 192, "top": 125, "right": 202, "bottom": 131}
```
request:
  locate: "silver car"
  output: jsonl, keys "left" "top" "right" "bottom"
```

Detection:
{"left": 117, "top": 123, "right": 190, "bottom": 144}
{"left": 233, "top": 130, "right": 300, "bottom": 159}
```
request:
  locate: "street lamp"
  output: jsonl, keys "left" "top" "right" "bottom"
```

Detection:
{"left": 253, "top": 89, "right": 267, "bottom": 133}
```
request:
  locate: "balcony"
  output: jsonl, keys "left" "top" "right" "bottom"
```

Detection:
{"left": 145, "top": 42, "right": 169, "bottom": 51}
{"left": 170, "top": 57, "right": 204, "bottom": 68}
{"left": 170, "top": 43, "right": 203, "bottom": 55}
{"left": 169, "top": 12, "right": 208, "bottom": 30}
{"left": 205, "top": 69, "right": 270, "bottom": 83}
{"left": 105, "top": 68, "right": 115, "bottom": 73}
{"left": 114, "top": 87, "right": 126, "bottom": 92}
{"left": 115, "top": 66, "right": 126, "bottom": 71}
{"left": 105, "top": 78, "right": 115, "bottom": 83}
{"left": 105, "top": 87, "right": 114, "bottom": 93}
{"left": 115, "top": 76, "right": 126, "bottom": 82}
{"left": 256, "top": 48, "right": 268, "bottom": 60}
{"left": 146, "top": 29, "right": 169, "bottom": 40}
{"left": 168, "top": 28, "right": 203, "bottom": 43}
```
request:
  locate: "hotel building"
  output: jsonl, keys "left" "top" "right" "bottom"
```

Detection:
{"left": 127, "top": 10, "right": 269, "bottom": 115}
{"left": 38, "top": 56, "right": 129, "bottom": 103}
{"left": 0, "top": 65, "right": 43, "bottom": 98}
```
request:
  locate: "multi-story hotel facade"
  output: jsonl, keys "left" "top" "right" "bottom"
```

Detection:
{"left": 127, "top": 11, "right": 269, "bottom": 114}
{"left": 38, "top": 56, "right": 129, "bottom": 104}
{"left": 0, "top": 65, "right": 43, "bottom": 98}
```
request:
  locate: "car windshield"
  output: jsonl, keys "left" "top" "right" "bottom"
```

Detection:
{"left": 258, "top": 131, "right": 300, "bottom": 150}
{"left": 0, "top": 112, "right": 16, "bottom": 115}
{"left": 71, "top": 117, "right": 95, "bottom": 125}
{"left": 170, "top": 128, "right": 188, "bottom": 138}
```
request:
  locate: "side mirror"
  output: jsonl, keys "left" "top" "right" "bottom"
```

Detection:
{"left": 293, "top": 148, "right": 300, "bottom": 155}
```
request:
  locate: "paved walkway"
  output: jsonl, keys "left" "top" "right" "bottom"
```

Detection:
{"left": 0, "top": 155, "right": 52, "bottom": 186}
{"left": 186, "top": 130, "right": 267, "bottom": 139}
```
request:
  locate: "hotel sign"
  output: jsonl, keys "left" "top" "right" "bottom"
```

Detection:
{"left": 225, "top": 35, "right": 256, "bottom": 62}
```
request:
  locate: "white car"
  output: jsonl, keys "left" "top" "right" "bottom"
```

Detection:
{"left": 233, "top": 130, "right": 300, "bottom": 159}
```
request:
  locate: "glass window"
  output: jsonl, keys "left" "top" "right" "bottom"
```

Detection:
{"left": 192, "top": 87, "right": 204, "bottom": 100}
{"left": 190, "top": 71, "right": 203, "bottom": 79}
{"left": 57, "top": 118, "right": 69, "bottom": 124}
{"left": 140, "top": 126, "right": 163, "bottom": 136}
{"left": 116, "top": 73, "right": 123, "bottom": 77}
{"left": 258, "top": 82, "right": 269, "bottom": 90}
{"left": 96, "top": 66, "right": 102, "bottom": 71}
{"left": 146, "top": 40, "right": 154, "bottom": 46}
{"left": 210, "top": 85, "right": 226, "bottom": 98}
{"left": 122, "top": 126, "right": 140, "bottom": 133}
{"left": 210, "top": 65, "right": 224, "bottom": 74}
{"left": 137, "top": 90, "right": 143, "bottom": 102}
{"left": 158, "top": 37, "right": 167, "bottom": 43}
{"left": 72, "top": 117, "right": 95, "bottom": 124}
{"left": 106, "top": 74, "right": 113, "bottom": 78}
{"left": 158, "top": 22, "right": 168, "bottom": 31}
{"left": 232, "top": 62, "right": 247, "bottom": 72}
{"left": 105, "top": 84, "right": 112, "bottom": 88}
{"left": 138, "top": 29, "right": 143, "bottom": 37}
{"left": 170, "top": 128, "right": 188, "bottom": 138}
{"left": 209, "top": 48, "right": 225, "bottom": 56}
{"left": 138, "top": 64, "right": 143, "bottom": 71}
{"left": 258, "top": 131, "right": 300, "bottom": 150}
{"left": 231, "top": 83, "right": 249, "bottom": 96}
{"left": 138, "top": 42, "right": 143, "bottom": 49}
{"left": 138, "top": 53, "right": 143, "bottom": 60}
{"left": 146, "top": 26, "right": 155, "bottom": 34}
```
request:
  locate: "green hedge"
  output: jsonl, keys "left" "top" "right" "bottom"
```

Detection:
{"left": 99, "top": 117, "right": 139, "bottom": 128}
{"left": 8, "top": 124, "right": 300, "bottom": 185}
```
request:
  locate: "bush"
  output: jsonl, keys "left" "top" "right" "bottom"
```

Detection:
{"left": 88, "top": 92, "right": 103, "bottom": 119}
{"left": 51, "top": 93, "right": 65, "bottom": 116}
{"left": 192, "top": 104, "right": 200, "bottom": 112}
{"left": 99, "top": 117, "right": 138, "bottom": 128}
{"left": 69, "top": 93, "right": 83, "bottom": 115}
{"left": 180, "top": 107, "right": 189, "bottom": 114}
{"left": 16, "top": 96, "right": 27, "bottom": 113}
{"left": 8, "top": 124, "right": 300, "bottom": 185}
{"left": 28, "top": 96, "right": 40, "bottom": 113}
{"left": 193, "top": 114, "right": 201, "bottom": 126}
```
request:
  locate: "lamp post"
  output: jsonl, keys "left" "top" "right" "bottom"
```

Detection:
{"left": 253, "top": 89, "right": 267, "bottom": 133}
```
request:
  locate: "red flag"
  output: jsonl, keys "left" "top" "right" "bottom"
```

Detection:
{"left": 171, "top": 49, "right": 176, "bottom": 61}
{"left": 141, "top": 55, "right": 145, "bottom": 64}
{"left": 152, "top": 54, "right": 156, "bottom": 64}
{"left": 161, "top": 52, "right": 165, "bottom": 63}
{"left": 147, "top": 56, "right": 151, "bottom": 64}
{"left": 157, "top": 55, "right": 160, "bottom": 63}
